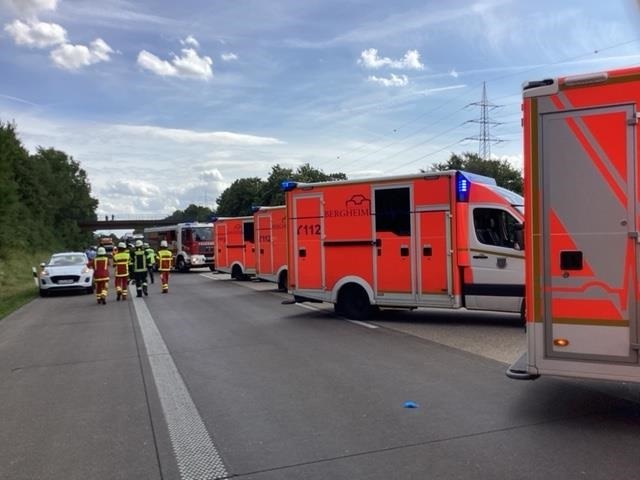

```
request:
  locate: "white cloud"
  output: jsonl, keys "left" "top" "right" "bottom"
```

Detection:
{"left": 1, "top": 0, "right": 57, "bottom": 16}
{"left": 104, "top": 180, "right": 160, "bottom": 197}
{"left": 200, "top": 169, "right": 224, "bottom": 181}
{"left": 358, "top": 48, "right": 424, "bottom": 70}
{"left": 221, "top": 52, "right": 238, "bottom": 61}
{"left": 50, "top": 38, "right": 114, "bottom": 70}
{"left": 137, "top": 47, "right": 213, "bottom": 80}
{"left": 114, "top": 124, "right": 284, "bottom": 146}
{"left": 449, "top": 69, "right": 459, "bottom": 78}
{"left": 181, "top": 35, "right": 199, "bottom": 48}
{"left": 367, "top": 74, "right": 409, "bottom": 87}
{"left": 4, "top": 19, "right": 66, "bottom": 48}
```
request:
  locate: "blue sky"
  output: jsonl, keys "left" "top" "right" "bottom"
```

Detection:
{"left": 2, "top": 0, "right": 640, "bottom": 219}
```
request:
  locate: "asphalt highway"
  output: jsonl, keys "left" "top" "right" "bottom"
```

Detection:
{"left": 1, "top": 271, "right": 640, "bottom": 479}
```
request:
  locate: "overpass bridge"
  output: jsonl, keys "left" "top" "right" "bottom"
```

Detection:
{"left": 78, "top": 215, "right": 175, "bottom": 232}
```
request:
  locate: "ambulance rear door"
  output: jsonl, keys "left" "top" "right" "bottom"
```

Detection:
{"left": 540, "top": 101, "right": 638, "bottom": 363}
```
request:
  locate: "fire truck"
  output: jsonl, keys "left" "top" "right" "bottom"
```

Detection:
{"left": 507, "top": 66, "right": 640, "bottom": 383}
{"left": 253, "top": 205, "right": 288, "bottom": 290}
{"left": 143, "top": 222, "right": 214, "bottom": 272}
{"left": 213, "top": 216, "right": 256, "bottom": 279}
{"left": 282, "top": 170, "right": 525, "bottom": 320}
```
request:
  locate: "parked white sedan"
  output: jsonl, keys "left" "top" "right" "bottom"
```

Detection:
{"left": 38, "top": 252, "right": 94, "bottom": 297}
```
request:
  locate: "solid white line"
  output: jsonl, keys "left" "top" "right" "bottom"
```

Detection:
{"left": 295, "top": 302, "right": 322, "bottom": 312}
{"left": 347, "top": 320, "right": 379, "bottom": 329}
{"left": 199, "top": 273, "right": 219, "bottom": 280}
{"left": 131, "top": 288, "right": 228, "bottom": 480}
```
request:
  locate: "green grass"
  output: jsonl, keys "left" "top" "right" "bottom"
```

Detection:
{"left": 0, "top": 250, "right": 49, "bottom": 320}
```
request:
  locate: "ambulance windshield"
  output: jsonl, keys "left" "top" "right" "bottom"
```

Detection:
{"left": 487, "top": 185, "right": 524, "bottom": 214}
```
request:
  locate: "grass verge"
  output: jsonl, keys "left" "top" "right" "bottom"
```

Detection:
{"left": 0, "top": 250, "right": 49, "bottom": 320}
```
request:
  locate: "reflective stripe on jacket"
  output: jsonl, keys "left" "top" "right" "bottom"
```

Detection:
{"left": 157, "top": 249, "right": 173, "bottom": 271}
{"left": 132, "top": 249, "right": 147, "bottom": 272}
{"left": 113, "top": 251, "right": 130, "bottom": 277}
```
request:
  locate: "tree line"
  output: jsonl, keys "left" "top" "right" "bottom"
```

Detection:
{"left": 0, "top": 122, "right": 98, "bottom": 257}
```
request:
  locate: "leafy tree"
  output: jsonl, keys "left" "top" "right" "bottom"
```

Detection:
{"left": 164, "top": 204, "right": 215, "bottom": 223}
{"left": 214, "top": 164, "right": 348, "bottom": 216}
{"left": 259, "top": 164, "right": 294, "bottom": 207}
{"left": 215, "top": 177, "right": 264, "bottom": 216}
{"left": 427, "top": 152, "right": 523, "bottom": 194}
{"left": 0, "top": 121, "right": 98, "bottom": 255}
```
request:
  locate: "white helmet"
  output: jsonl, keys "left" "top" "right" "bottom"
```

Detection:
{"left": 135, "top": 240, "right": 143, "bottom": 247}
{"left": 118, "top": 242, "right": 126, "bottom": 249}
{"left": 160, "top": 240, "right": 168, "bottom": 248}
{"left": 97, "top": 247, "right": 106, "bottom": 255}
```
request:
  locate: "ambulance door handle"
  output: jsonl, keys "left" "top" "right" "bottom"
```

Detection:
{"left": 299, "top": 248, "right": 306, "bottom": 258}
{"left": 473, "top": 254, "right": 488, "bottom": 259}
{"left": 423, "top": 245, "right": 432, "bottom": 257}
{"left": 400, "top": 246, "right": 409, "bottom": 257}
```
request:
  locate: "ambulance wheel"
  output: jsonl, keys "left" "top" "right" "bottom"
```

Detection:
{"left": 39, "top": 288, "right": 48, "bottom": 297}
{"left": 277, "top": 271, "right": 288, "bottom": 292}
{"left": 209, "top": 265, "right": 216, "bottom": 272}
{"left": 231, "top": 265, "right": 242, "bottom": 280}
{"left": 336, "top": 284, "right": 372, "bottom": 320}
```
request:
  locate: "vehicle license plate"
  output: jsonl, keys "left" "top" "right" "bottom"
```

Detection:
{"left": 58, "top": 279, "right": 74, "bottom": 284}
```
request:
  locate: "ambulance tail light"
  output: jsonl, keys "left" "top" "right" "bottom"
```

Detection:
{"left": 281, "top": 180, "right": 298, "bottom": 192}
{"left": 456, "top": 172, "right": 470, "bottom": 202}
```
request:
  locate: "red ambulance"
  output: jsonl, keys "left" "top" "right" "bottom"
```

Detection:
{"left": 253, "top": 205, "right": 288, "bottom": 291}
{"left": 213, "top": 216, "right": 256, "bottom": 280}
{"left": 282, "top": 170, "right": 525, "bottom": 320}
{"left": 508, "top": 66, "right": 640, "bottom": 383}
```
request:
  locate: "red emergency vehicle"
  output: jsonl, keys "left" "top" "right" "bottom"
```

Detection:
{"left": 508, "top": 66, "right": 640, "bottom": 383}
{"left": 144, "top": 222, "right": 214, "bottom": 272}
{"left": 282, "top": 170, "right": 525, "bottom": 320}
{"left": 253, "top": 205, "right": 288, "bottom": 290}
{"left": 213, "top": 216, "right": 256, "bottom": 280}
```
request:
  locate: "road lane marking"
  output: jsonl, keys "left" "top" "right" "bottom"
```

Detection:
{"left": 131, "top": 288, "right": 228, "bottom": 480}
{"left": 347, "top": 320, "right": 379, "bottom": 329}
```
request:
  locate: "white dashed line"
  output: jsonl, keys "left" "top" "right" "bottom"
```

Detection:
{"left": 347, "top": 320, "right": 379, "bottom": 329}
{"left": 131, "top": 287, "right": 228, "bottom": 480}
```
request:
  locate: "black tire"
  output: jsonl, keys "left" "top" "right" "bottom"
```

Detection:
{"left": 520, "top": 299, "right": 526, "bottom": 329}
{"left": 176, "top": 257, "right": 188, "bottom": 273}
{"left": 277, "top": 270, "right": 288, "bottom": 292}
{"left": 231, "top": 265, "right": 243, "bottom": 280}
{"left": 39, "top": 289, "right": 48, "bottom": 297}
{"left": 336, "top": 284, "right": 372, "bottom": 320}
{"left": 209, "top": 265, "right": 216, "bottom": 272}
{"left": 85, "top": 286, "right": 94, "bottom": 295}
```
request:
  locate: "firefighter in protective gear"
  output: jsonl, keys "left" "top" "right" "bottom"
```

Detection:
{"left": 112, "top": 241, "right": 130, "bottom": 301}
{"left": 92, "top": 247, "right": 110, "bottom": 304}
{"left": 130, "top": 239, "right": 148, "bottom": 297}
{"left": 157, "top": 239, "right": 173, "bottom": 293}
{"left": 144, "top": 242, "right": 156, "bottom": 284}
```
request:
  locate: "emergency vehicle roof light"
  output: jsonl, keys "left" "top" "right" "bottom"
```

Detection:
{"left": 456, "top": 172, "right": 470, "bottom": 203}
{"left": 563, "top": 72, "right": 608, "bottom": 87}
{"left": 251, "top": 206, "right": 261, "bottom": 213}
{"left": 280, "top": 180, "right": 298, "bottom": 192}
{"left": 211, "top": 216, "right": 219, "bottom": 223}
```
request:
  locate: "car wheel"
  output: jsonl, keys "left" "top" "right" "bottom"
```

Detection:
{"left": 39, "top": 289, "right": 48, "bottom": 297}
{"left": 277, "top": 270, "right": 288, "bottom": 292}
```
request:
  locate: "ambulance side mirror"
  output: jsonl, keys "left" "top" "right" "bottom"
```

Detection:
{"left": 514, "top": 223, "right": 524, "bottom": 251}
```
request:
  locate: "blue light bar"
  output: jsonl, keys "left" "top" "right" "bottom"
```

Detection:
{"left": 280, "top": 180, "right": 298, "bottom": 192}
{"left": 251, "top": 206, "right": 261, "bottom": 213}
{"left": 210, "top": 216, "right": 219, "bottom": 223}
{"left": 456, "top": 172, "right": 470, "bottom": 202}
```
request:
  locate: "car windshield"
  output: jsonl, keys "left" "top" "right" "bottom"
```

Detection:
{"left": 49, "top": 254, "right": 86, "bottom": 266}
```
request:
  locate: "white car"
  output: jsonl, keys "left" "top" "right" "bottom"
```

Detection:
{"left": 38, "top": 252, "right": 94, "bottom": 297}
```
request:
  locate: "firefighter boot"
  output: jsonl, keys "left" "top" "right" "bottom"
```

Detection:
{"left": 116, "top": 287, "right": 121, "bottom": 301}
{"left": 136, "top": 288, "right": 142, "bottom": 298}
{"left": 143, "top": 284, "right": 148, "bottom": 296}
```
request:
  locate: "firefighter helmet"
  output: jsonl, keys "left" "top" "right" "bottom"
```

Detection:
{"left": 160, "top": 240, "right": 168, "bottom": 248}
{"left": 118, "top": 242, "right": 126, "bottom": 249}
{"left": 135, "top": 240, "right": 143, "bottom": 247}
{"left": 97, "top": 247, "right": 106, "bottom": 255}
